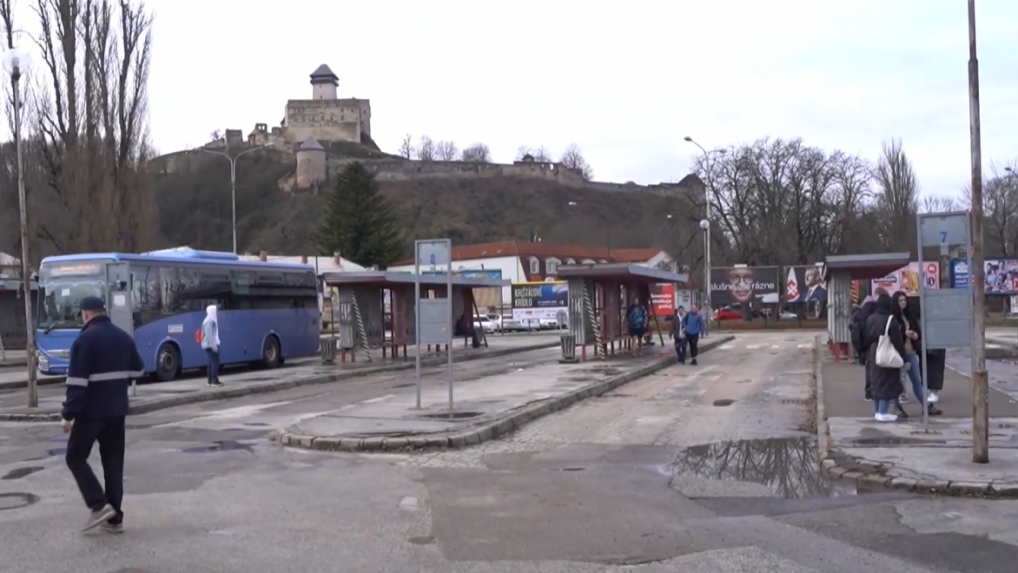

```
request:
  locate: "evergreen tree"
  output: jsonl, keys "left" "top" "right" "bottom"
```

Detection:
{"left": 316, "top": 162, "right": 404, "bottom": 268}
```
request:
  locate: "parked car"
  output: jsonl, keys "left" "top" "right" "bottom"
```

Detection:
{"left": 539, "top": 317, "right": 559, "bottom": 329}
{"left": 485, "top": 313, "right": 504, "bottom": 332}
{"left": 473, "top": 315, "right": 496, "bottom": 334}
{"left": 501, "top": 317, "right": 538, "bottom": 332}
{"left": 713, "top": 303, "right": 762, "bottom": 321}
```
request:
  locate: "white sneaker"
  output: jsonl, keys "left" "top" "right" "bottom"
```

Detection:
{"left": 876, "top": 413, "right": 898, "bottom": 423}
{"left": 927, "top": 391, "right": 939, "bottom": 403}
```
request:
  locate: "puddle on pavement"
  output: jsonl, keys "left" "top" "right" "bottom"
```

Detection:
{"left": 849, "top": 436, "right": 945, "bottom": 446}
{"left": 45, "top": 448, "right": 66, "bottom": 457}
{"left": 671, "top": 437, "right": 868, "bottom": 498}
{"left": 0, "top": 492, "right": 39, "bottom": 510}
{"left": 181, "top": 440, "right": 255, "bottom": 454}
{"left": 2, "top": 466, "right": 43, "bottom": 480}
{"left": 420, "top": 411, "right": 482, "bottom": 420}
{"left": 713, "top": 399, "right": 735, "bottom": 407}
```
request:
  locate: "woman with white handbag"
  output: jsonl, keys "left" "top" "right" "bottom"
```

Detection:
{"left": 862, "top": 293, "right": 908, "bottom": 422}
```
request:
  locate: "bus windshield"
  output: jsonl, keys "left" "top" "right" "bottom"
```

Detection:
{"left": 38, "top": 262, "right": 107, "bottom": 332}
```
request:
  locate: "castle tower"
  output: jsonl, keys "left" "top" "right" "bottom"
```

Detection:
{"left": 310, "top": 64, "right": 338, "bottom": 100}
{"left": 295, "top": 137, "right": 327, "bottom": 188}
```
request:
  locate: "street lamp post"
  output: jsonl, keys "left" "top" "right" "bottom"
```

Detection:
{"left": 699, "top": 219, "right": 711, "bottom": 309}
{"left": 200, "top": 145, "right": 269, "bottom": 254}
{"left": 3, "top": 49, "right": 36, "bottom": 407}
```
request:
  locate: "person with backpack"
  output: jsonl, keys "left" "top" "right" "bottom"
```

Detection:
{"left": 671, "top": 307, "right": 688, "bottom": 364}
{"left": 681, "top": 305, "right": 706, "bottom": 365}
{"left": 626, "top": 297, "right": 649, "bottom": 356}
{"left": 200, "top": 305, "right": 224, "bottom": 387}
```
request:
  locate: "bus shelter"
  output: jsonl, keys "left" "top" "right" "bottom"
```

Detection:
{"left": 320, "top": 271, "right": 509, "bottom": 362}
{"left": 824, "top": 252, "right": 911, "bottom": 361}
{"left": 556, "top": 263, "right": 690, "bottom": 362}
{"left": 0, "top": 278, "right": 38, "bottom": 351}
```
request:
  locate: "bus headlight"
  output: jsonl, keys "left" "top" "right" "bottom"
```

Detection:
{"left": 36, "top": 352, "right": 48, "bottom": 370}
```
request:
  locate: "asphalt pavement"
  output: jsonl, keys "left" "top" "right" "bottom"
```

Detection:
{"left": 1, "top": 330, "right": 1017, "bottom": 572}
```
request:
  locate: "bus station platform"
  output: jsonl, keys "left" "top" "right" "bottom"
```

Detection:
{"left": 556, "top": 263, "right": 690, "bottom": 362}
{"left": 320, "top": 271, "right": 509, "bottom": 363}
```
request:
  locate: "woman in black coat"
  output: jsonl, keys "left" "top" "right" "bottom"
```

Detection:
{"left": 863, "top": 293, "right": 907, "bottom": 421}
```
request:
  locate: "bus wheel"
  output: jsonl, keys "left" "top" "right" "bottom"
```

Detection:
{"left": 155, "top": 343, "right": 180, "bottom": 382}
{"left": 261, "top": 335, "right": 281, "bottom": 369}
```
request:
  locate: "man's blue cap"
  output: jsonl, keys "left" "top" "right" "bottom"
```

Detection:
{"left": 80, "top": 297, "right": 106, "bottom": 312}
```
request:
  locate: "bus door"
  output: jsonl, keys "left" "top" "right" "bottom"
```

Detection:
{"left": 105, "top": 263, "right": 134, "bottom": 337}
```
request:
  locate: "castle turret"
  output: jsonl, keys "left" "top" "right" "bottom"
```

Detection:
{"left": 310, "top": 64, "right": 338, "bottom": 100}
{"left": 295, "top": 137, "right": 327, "bottom": 188}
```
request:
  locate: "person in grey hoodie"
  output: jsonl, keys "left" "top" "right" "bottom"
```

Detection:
{"left": 200, "top": 305, "right": 224, "bottom": 387}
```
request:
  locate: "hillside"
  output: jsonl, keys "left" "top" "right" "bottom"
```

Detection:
{"left": 153, "top": 152, "right": 691, "bottom": 256}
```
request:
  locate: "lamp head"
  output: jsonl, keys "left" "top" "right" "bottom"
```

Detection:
{"left": 699, "top": 219, "right": 709, "bottom": 230}
{"left": 2, "top": 49, "right": 28, "bottom": 77}
{"left": 683, "top": 136, "right": 693, "bottom": 142}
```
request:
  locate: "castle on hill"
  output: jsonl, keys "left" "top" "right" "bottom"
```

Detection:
{"left": 149, "top": 64, "right": 703, "bottom": 198}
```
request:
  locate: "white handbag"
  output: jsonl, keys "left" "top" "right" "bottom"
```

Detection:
{"left": 875, "top": 316, "right": 904, "bottom": 368}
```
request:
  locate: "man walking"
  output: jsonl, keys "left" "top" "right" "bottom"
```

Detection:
{"left": 63, "top": 296, "right": 145, "bottom": 533}
{"left": 681, "top": 305, "right": 707, "bottom": 365}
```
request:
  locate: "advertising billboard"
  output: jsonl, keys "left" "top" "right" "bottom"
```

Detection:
{"left": 511, "top": 281, "right": 568, "bottom": 321}
{"left": 650, "top": 283, "right": 675, "bottom": 316}
{"left": 950, "top": 258, "right": 1018, "bottom": 294}
{"left": 871, "top": 262, "right": 939, "bottom": 297}
{"left": 785, "top": 265, "right": 827, "bottom": 303}
{"left": 709, "top": 266, "right": 780, "bottom": 308}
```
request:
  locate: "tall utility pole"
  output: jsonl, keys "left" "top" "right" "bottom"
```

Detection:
{"left": 200, "top": 144, "right": 268, "bottom": 254}
{"left": 967, "top": 0, "right": 989, "bottom": 463}
{"left": 6, "top": 53, "right": 37, "bottom": 407}
{"left": 683, "top": 137, "right": 726, "bottom": 311}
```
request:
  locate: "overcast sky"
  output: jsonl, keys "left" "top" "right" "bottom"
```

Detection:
{"left": 20, "top": 1, "right": 1018, "bottom": 195}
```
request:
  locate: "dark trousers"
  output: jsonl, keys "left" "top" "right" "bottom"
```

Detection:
{"left": 205, "top": 348, "right": 220, "bottom": 382}
{"left": 674, "top": 338, "right": 687, "bottom": 362}
{"left": 66, "top": 416, "right": 126, "bottom": 523}
{"left": 687, "top": 334, "right": 700, "bottom": 358}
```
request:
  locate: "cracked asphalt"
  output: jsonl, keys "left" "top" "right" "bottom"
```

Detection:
{"left": 1, "top": 331, "right": 1016, "bottom": 572}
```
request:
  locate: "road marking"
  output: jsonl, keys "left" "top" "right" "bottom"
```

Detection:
{"left": 720, "top": 344, "right": 736, "bottom": 350}
{"left": 361, "top": 394, "right": 395, "bottom": 404}
{"left": 797, "top": 343, "right": 813, "bottom": 349}
{"left": 771, "top": 344, "right": 782, "bottom": 349}
{"left": 746, "top": 344, "right": 763, "bottom": 349}
{"left": 199, "top": 401, "right": 294, "bottom": 420}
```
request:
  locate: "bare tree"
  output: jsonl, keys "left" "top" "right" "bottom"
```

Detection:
{"left": 964, "top": 164, "right": 1018, "bottom": 256}
{"left": 516, "top": 145, "right": 552, "bottom": 162}
{"left": 398, "top": 133, "right": 413, "bottom": 159}
{"left": 23, "top": 0, "right": 158, "bottom": 255}
{"left": 920, "top": 194, "right": 959, "bottom": 213}
{"left": 559, "top": 143, "right": 593, "bottom": 180}
{"left": 209, "top": 129, "right": 223, "bottom": 142}
{"left": 416, "top": 135, "right": 435, "bottom": 161}
{"left": 872, "top": 139, "right": 919, "bottom": 253}
{"left": 460, "top": 142, "right": 491, "bottom": 163}
{"left": 694, "top": 138, "right": 878, "bottom": 266}
{"left": 435, "top": 140, "right": 458, "bottom": 161}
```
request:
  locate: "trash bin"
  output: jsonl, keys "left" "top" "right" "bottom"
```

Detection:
{"left": 320, "top": 338, "right": 337, "bottom": 364}
{"left": 560, "top": 332, "right": 577, "bottom": 362}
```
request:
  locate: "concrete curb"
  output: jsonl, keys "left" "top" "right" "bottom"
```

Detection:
{"left": 272, "top": 335, "right": 736, "bottom": 453}
{"left": 0, "top": 341, "right": 560, "bottom": 423}
{"left": 0, "top": 376, "right": 65, "bottom": 392}
{"left": 814, "top": 353, "right": 1018, "bottom": 498}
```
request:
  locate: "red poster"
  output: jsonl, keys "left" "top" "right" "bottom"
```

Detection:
{"left": 650, "top": 283, "right": 675, "bottom": 316}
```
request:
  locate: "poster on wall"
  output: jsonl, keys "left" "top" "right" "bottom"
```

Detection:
{"left": 871, "top": 262, "right": 939, "bottom": 296}
{"left": 950, "top": 258, "right": 1018, "bottom": 294}
{"left": 709, "top": 266, "right": 780, "bottom": 308}
{"left": 511, "top": 281, "right": 568, "bottom": 321}
{"left": 650, "top": 283, "right": 675, "bottom": 316}
{"left": 676, "top": 288, "right": 693, "bottom": 311}
{"left": 785, "top": 265, "right": 827, "bottom": 302}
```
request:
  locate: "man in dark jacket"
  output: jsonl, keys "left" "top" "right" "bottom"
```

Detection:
{"left": 857, "top": 288, "right": 887, "bottom": 399}
{"left": 63, "top": 296, "right": 145, "bottom": 533}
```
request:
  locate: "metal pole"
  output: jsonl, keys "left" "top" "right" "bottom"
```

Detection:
{"left": 230, "top": 158, "right": 238, "bottom": 254}
{"left": 13, "top": 69, "right": 37, "bottom": 408}
{"left": 446, "top": 246, "right": 454, "bottom": 414}
{"left": 704, "top": 228, "right": 711, "bottom": 311}
{"left": 916, "top": 215, "right": 930, "bottom": 432}
{"left": 967, "top": 0, "right": 989, "bottom": 463}
{"left": 414, "top": 245, "right": 422, "bottom": 409}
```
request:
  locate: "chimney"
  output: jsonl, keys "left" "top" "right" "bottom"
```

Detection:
{"left": 300, "top": 255, "right": 308, "bottom": 264}
{"left": 259, "top": 251, "right": 267, "bottom": 262}
{"left": 333, "top": 252, "right": 342, "bottom": 267}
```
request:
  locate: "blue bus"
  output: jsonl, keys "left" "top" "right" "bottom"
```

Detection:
{"left": 35, "top": 250, "right": 320, "bottom": 381}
